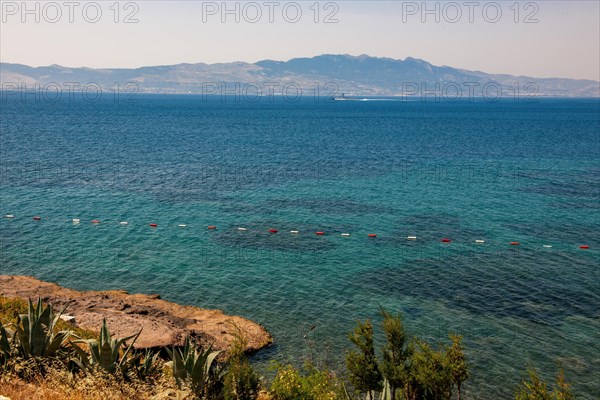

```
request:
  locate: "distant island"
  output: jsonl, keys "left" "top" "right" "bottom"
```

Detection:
{"left": 1, "top": 54, "right": 599, "bottom": 98}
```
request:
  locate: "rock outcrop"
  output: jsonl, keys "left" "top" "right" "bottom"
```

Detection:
{"left": 0, "top": 275, "right": 272, "bottom": 354}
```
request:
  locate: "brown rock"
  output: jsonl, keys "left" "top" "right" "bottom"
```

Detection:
{"left": 0, "top": 275, "right": 272, "bottom": 354}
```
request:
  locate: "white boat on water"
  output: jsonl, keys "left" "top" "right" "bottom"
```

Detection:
{"left": 333, "top": 93, "right": 352, "bottom": 101}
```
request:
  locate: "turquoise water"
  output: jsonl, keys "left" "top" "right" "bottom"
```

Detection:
{"left": 0, "top": 96, "right": 599, "bottom": 398}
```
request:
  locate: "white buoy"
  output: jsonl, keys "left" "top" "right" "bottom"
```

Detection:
{"left": 5, "top": 214, "right": 14, "bottom": 219}
{"left": 72, "top": 218, "right": 80, "bottom": 224}
{"left": 179, "top": 224, "right": 187, "bottom": 228}
{"left": 475, "top": 240, "right": 485, "bottom": 244}
{"left": 290, "top": 230, "right": 299, "bottom": 234}
{"left": 120, "top": 221, "right": 128, "bottom": 225}
{"left": 341, "top": 233, "right": 351, "bottom": 237}
{"left": 407, "top": 236, "right": 417, "bottom": 240}
{"left": 238, "top": 227, "right": 247, "bottom": 231}
{"left": 543, "top": 245, "right": 552, "bottom": 248}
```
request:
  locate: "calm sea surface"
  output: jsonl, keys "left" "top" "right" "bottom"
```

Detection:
{"left": 1, "top": 95, "right": 598, "bottom": 398}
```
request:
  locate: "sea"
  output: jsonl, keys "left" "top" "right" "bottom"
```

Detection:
{"left": 0, "top": 94, "right": 598, "bottom": 399}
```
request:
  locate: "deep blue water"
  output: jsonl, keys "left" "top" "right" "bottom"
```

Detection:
{"left": 1, "top": 95, "right": 599, "bottom": 398}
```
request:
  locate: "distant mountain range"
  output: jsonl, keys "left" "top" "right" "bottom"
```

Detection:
{"left": 1, "top": 54, "right": 598, "bottom": 98}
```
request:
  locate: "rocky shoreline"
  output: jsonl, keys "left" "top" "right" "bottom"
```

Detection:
{"left": 0, "top": 275, "right": 272, "bottom": 354}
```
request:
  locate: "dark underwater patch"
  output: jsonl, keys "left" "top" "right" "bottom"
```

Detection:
{"left": 354, "top": 249, "right": 600, "bottom": 323}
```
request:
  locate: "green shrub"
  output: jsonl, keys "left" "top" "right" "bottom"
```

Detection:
{"left": 224, "top": 356, "right": 260, "bottom": 400}
{"left": 515, "top": 368, "right": 573, "bottom": 400}
{"left": 270, "top": 364, "right": 344, "bottom": 400}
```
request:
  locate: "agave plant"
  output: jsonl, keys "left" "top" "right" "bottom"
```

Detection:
{"left": 128, "top": 348, "right": 162, "bottom": 380}
{"left": 166, "top": 336, "right": 223, "bottom": 396}
{"left": 0, "top": 321, "right": 14, "bottom": 364}
{"left": 71, "top": 318, "right": 140, "bottom": 376}
{"left": 14, "top": 298, "right": 69, "bottom": 358}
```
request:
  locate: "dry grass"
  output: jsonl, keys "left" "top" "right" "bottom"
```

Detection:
{"left": 0, "top": 367, "right": 188, "bottom": 400}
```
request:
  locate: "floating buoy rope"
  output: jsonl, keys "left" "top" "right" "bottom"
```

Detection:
{"left": 3, "top": 214, "right": 593, "bottom": 251}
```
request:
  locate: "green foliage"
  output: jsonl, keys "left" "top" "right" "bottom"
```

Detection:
{"left": 224, "top": 357, "right": 260, "bottom": 400}
{"left": 515, "top": 368, "right": 574, "bottom": 400}
{"left": 0, "top": 321, "right": 14, "bottom": 365}
{"left": 71, "top": 318, "right": 140, "bottom": 377}
{"left": 14, "top": 298, "right": 70, "bottom": 358}
{"left": 0, "top": 296, "right": 28, "bottom": 323}
{"left": 223, "top": 320, "right": 261, "bottom": 400}
{"left": 380, "top": 309, "right": 410, "bottom": 400}
{"left": 408, "top": 339, "right": 453, "bottom": 400}
{"left": 347, "top": 310, "right": 471, "bottom": 400}
{"left": 129, "top": 349, "right": 162, "bottom": 381}
{"left": 270, "top": 364, "right": 304, "bottom": 400}
{"left": 445, "top": 334, "right": 468, "bottom": 400}
{"left": 346, "top": 319, "right": 382, "bottom": 398}
{"left": 270, "top": 364, "right": 344, "bottom": 400}
{"left": 166, "top": 336, "right": 224, "bottom": 398}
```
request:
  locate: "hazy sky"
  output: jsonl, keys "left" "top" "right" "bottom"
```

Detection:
{"left": 1, "top": 1, "right": 599, "bottom": 80}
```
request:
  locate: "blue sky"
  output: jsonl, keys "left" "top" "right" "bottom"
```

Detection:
{"left": 1, "top": 1, "right": 599, "bottom": 80}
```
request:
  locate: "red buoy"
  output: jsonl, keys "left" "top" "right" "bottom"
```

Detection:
{"left": 510, "top": 242, "right": 520, "bottom": 246}
{"left": 207, "top": 225, "right": 217, "bottom": 230}
{"left": 368, "top": 233, "right": 377, "bottom": 238}
{"left": 441, "top": 238, "right": 451, "bottom": 243}
{"left": 269, "top": 229, "right": 278, "bottom": 233}
{"left": 91, "top": 219, "right": 100, "bottom": 224}
{"left": 580, "top": 245, "right": 589, "bottom": 249}
{"left": 316, "top": 231, "right": 325, "bottom": 236}
{"left": 149, "top": 223, "right": 158, "bottom": 228}
{"left": 33, "top": 216, "right": 41, "bottom": 221}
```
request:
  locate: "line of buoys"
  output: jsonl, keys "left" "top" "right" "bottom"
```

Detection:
{"left": 1, "top": 215, "right": 594, "bottom": 251}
